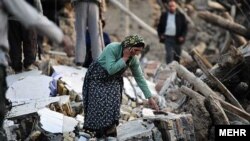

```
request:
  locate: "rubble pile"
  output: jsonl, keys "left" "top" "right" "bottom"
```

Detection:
{"left": 4, "top": 45, "right": 250, "bottom": 141}
{"left": 3, "top": 61, "right": 197, "bottom": 141}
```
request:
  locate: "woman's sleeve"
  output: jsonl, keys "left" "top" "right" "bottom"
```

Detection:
{"left": 104, "top": 46, "right": 127, "bottom": 75}
{"left": 130, "top": 57, "right": 152, "bottom": 99}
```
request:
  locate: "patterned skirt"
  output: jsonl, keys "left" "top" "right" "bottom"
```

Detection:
{"left": 82, "top": 61, "right": 124, "bottom": 131}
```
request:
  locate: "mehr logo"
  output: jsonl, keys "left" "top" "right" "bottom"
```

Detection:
{"left": 219, "top": 129, "right": 246, "bottom": 136}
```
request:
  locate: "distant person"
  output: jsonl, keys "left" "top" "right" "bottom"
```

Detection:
{"left": 157, "top": 0, "right": 188, "bottom": 64}
{"left": 82, "top": 35, "right": 159, "bottom": 140}
{"left": 72, "top": 0, "right": 106, "bottom": 66}
{"left": 83, "top": 20, "right": 111, "bottom": 68}
{"left": 8, "top": 0, "right": 41, "bottom": 72}
{"left": 0, "top": 0, "right": 73, "bottom": 140}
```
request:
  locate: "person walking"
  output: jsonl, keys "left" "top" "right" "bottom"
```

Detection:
{"left": 157, "top": 0, "right": 188, "bottom": 64}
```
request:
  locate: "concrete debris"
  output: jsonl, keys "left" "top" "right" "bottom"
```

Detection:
{"left": 144, "top": 60, "right": 161, "bottom": 77}
{"left": 117, "top": 119, "right": 155, "bottom": 141}
{"left": 49, "top": 65, "right": 88, "bottom": 104}
{"left": 5, "top": 75, "right": 58, "bottom": 118}
{"left": 6, "top": 75, "right": 52, "bottom": 102}
{"left": 37, "top": 108, "right": 78, "bottom": 133}
{"left": 143, "top": 113, "right": 195, "bottom": 141}
{"left": 3, "top": 120, "right": 17, "bottom": 140}
{"left": 123, "top": 76, "right": 158, "bottom": 101}
{"left": 6, "top": 70, "right": 42, "bottom": 87}
{"left": 142, "top": 108, "right": 155, "bottom": 117}
{"left": 4, "top": 62, "right": 197, "bottom": 140}
{"left": 6, "top": 97, "right": 60, "bottom": 118}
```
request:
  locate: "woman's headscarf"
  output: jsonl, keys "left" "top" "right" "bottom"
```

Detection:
{"left": 121, "top": 34, "right": 145, "bottom": 48}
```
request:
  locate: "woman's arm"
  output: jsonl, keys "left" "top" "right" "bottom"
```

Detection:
{"left": 104, "top": 45, "right": 127, "bottom": 75}
{"left": 130, "top": 58, "right": 159, "bottom": 110}
{"left": 130, "top": 57, "right": 152, "bottom": 99}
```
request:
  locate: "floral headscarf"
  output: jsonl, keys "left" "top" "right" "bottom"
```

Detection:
{"left": 121, "top": 34, "right": 145, "bottom": 48}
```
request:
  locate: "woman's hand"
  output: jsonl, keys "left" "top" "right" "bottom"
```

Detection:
{"left": 122, "top": 47, "right": 131, "bottom": 62}
{"left": 148, "top": 97, "right": 159, "bottom": 111}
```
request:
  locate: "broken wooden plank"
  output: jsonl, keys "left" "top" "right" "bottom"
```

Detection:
{"left": 205, "top": 95, "right": 230, "bottom": 125}
{"left": 208, "top": 0, "right": 226, "bottom": 11}
{"left": 181, "top": 86, "right": 250, "bottom": 121}
{"left": 219, "top": 100, "right": 250, "bottom": 121}
{"left": 193, "top": 49, "right": 244, "bottom": 110}
{"left": 173, "top": 62, "right": 250, "bottom": 121}
{"left": 109, "top": 0, "right": 157, "bottom": 36}
{"left": 192, "top": 48, "right": 212, "bottom": 69}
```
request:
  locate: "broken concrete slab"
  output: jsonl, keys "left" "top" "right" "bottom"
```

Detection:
{"left": 6, "top": 97, "right": 60, "bottom": 118}
{"left": 144, "top": 113, "right": 195, "bottom": 141}
{"left": 123, "top": 77, "right": 137, "bottom": 100}
{"left": 117, "top": 119, "right": 155, "bottom": 141}
{"left": 37, "top": 108, "right": 78, "bottom": 133}
{"left": 6, "top": 70, "right": 42, "bottom": 87}
{"left": 6, "top": 75, "right": 52, "bottom": 103}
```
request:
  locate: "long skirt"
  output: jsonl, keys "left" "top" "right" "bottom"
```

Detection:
{"left": 82, "top": 61, "right": 124, "bottom": 132}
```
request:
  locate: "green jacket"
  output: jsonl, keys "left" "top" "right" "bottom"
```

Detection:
{"left": 98, "top": 42, "right": 152, "bottom": 99}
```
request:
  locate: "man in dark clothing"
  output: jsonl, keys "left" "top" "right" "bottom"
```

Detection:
{"left": 157, "top": 0, "right": 188, "bottom": 64}
{"left": 8, "top": 22, "right": 37, "bottom": 72}
{"left": 8, "top": 0, "right": 40, "bottom": 72}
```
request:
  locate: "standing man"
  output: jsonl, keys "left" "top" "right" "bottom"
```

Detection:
{"left": 8, "top": 0, "right": 42, "bottom": 72}
{"left": 72, "top": 0, "right": 106, "bottom": 66}
{"left": 157, "top": 0, "right": 188, "bottom": 64}
{"left": 0, "top": 0, "right": 73, "bottom": 140}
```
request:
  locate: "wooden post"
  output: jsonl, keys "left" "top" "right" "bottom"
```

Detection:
{"left": 123, "top": 0, "right": 130, "bottom": 36}
{"left": 109, "top": 0, "right": 157, "bottom": 36}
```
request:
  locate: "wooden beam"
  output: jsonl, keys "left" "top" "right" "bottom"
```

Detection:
{"left": 198, "top": 11, "right": 249, "bottom": 38}
{"left": 109, "top": 0, "right": 157, "bottom": 36}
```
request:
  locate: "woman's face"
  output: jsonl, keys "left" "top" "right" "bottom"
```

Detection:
{"left": 130, "top": 47, "right": 143, "bottom": 56}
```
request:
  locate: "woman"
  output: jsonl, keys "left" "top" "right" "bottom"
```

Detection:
{"left": 82, "top": 35, "right": 159, "bottom": 140}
